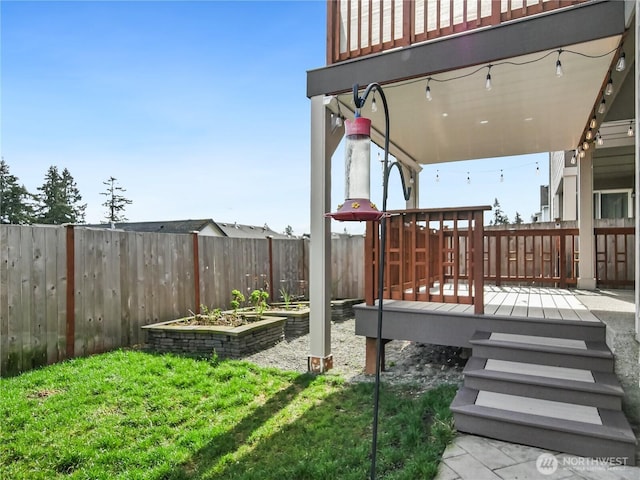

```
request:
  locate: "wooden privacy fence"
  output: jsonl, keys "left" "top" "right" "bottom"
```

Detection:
{"left": 0, "top": 225, "right": 364, "bottom": 376}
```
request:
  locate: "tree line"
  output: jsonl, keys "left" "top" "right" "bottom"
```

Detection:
{"left": 0, "top": 158, "right": 131, "bottom": 225}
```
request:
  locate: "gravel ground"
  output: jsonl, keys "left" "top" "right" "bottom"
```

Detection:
{"left": 243, "top": 318, "right": 466, "bottom": 391}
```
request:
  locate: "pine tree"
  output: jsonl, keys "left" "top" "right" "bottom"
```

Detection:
{"left": 514, "top": 211, "right": 523, "bottom": 225}
{"left": 284, "top": 225, "right": 294, "bottom": 236}
{"left": 100, "top": 176, "right": 132, "bottom": 223}
{"left": 490, "top": 198, "right": 509, "bottom": 225}
{"left": 36, "top": 166, "right": 86, "bottom": 224}
{"left": 0, "top": 158, "right": 35, "bottom": 224}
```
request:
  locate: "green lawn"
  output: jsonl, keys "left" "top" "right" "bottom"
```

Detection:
{"left": 1, "top": 350, "right": 456, "bottom": 479}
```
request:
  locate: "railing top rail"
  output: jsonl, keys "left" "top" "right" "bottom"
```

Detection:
{"left": 486, "top": 228, "right": 580, "bottom": 235}
{"left": 385, "top": 206, "right": 493, "bottom": 216}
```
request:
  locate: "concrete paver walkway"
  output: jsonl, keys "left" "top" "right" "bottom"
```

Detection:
{"left": 436, "top": 434, "right": 640, "bottom": 480}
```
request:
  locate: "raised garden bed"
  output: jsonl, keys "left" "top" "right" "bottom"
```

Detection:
{"left": 142, "top": 316, "right": 286, "bottom": 359}
{"left": 331, "top": 298, "right": 363, "bottom": 322}
{"left": 262, "top": 307, "right": 310, "bottom": 338}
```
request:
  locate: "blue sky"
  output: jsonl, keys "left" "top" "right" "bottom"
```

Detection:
{"left": 2, "top": 1, "right": 548, "bottom": 235}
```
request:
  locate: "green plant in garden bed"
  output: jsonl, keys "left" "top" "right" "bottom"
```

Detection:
{"left": 0, "top": 350, "right": 457, "bottom": 480}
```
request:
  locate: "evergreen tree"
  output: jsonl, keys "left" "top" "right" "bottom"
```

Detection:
{"left": 100, "top": 176, "right": 132, "bottom": 223}
{"left": 490, "top": 198, "right": 509, "bottom": 225}
{"left": 284, "top": 225, "right": 294, "bottom": 236}
{"left": 0, "top": 158, "right": 36, "bottom": 224}
{"left": 36, "top": 166, "right": 86, "bottom": 224}
{"left": 514, "top": 211, "right": 523, "bottom": 225}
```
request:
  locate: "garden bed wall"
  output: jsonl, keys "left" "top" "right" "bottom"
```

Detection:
{"left": 142, "top": 317, "right": 286, "bottom": 359}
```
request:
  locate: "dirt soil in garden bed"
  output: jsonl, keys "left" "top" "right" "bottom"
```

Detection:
{"left": 176, "top": 313, "right": 259, "bottom": 328}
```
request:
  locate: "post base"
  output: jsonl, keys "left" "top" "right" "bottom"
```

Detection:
{"left": 577, "top": 277, "right": 597, "bottom": 290}
{"left": 308, "top": 354, "right": 333, "bottom": 373}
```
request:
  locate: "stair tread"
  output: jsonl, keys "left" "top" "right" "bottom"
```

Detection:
{"left": 452, "top": 387, "right": 636, "bottom": 444}
{"left": 464, "top": 357, "right": 624, "bottom": 395}
{"left": 470, "top": 331, "right": 612, "bottom": 358}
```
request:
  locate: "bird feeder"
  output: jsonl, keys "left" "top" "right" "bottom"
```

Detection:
{"left": 326, "top": 116, "right": 383, "bottom": 221}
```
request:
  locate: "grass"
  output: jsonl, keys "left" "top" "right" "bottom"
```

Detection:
{"left": 1, "top": 350, "right": 457, "bottom": 480}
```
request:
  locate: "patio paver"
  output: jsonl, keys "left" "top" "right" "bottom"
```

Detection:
{"left": 436, "top": 434, "right": 640, "bottom": 480}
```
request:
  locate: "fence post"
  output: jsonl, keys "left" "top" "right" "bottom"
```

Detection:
{"left": 192, "top": 232, "right": 200, "bottom": 315}
{"left": 65, "top": 225, "right": 75, "bottom": 359}
{"left": 267, "top": 236, "right": 274, "bottom": 301}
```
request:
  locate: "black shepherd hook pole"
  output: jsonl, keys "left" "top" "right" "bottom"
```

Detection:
{"left": 353, "top": 83, "right": 412, "bottom": 480}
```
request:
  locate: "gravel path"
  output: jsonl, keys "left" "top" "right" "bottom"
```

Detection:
{"left": 243, "top": 319, "right": 466, "bottom": 391}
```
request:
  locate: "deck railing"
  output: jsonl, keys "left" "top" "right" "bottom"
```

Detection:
{"left": 327, "top": 0, "right": 589, "bottom": 64}
{"left": 364, "top": 211, "right": 636, "bottom": 312}
{"left": 364, "top": 207, "right": 490, "bottom": 313}
{"left": 484, "top": 227, "right": 580, "bottom": 288}
{"left": 595, "top": 227, "right": 635, "bottom": 287}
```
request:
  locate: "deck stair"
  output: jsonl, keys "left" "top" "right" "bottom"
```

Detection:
{"left": 451, "top": 323, "right": 637, "bottom": 464}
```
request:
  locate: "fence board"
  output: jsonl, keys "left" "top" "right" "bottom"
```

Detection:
{"left": 0, "top": 226, "right": 8, "bottom": 375}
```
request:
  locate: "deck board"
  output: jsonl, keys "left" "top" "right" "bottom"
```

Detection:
{"left": 376, "top": 286, "right": 601, "bottom": 323}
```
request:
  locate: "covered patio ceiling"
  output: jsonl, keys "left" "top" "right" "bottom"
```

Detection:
{"left": 327, "top": 35, "right": 620, "bottom": 168}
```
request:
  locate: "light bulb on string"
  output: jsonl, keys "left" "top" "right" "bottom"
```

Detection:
{"left": 589, "top": 115, "right": 597, "bottom": 129}
{"left": 598, "top": 98, "right": 606, "bottom": 114}
{"left": 596, "top": 131, "right": 603, "bottom": 146}
{"left": 467, "top": 172, "right": 471, "bottom": 184}
{"left": 615, "top": 52, "right": 626, "bottom": 72}
{"left": 500, "top": 169, "right": 504, "bottom": 183}
{"left": 555, "top": 50, "right": 563, "bottom": 77}
{"left": 579, "top": 147, "right": 585, "bottom": 158}
{"left": 485, "top": 66, "right": 492, "bottom": 91}
{"left": 628, "top": 121, "right": 634, "bottom": 137}
{"left": 586, "top": 129, "right": 593, "bottom": 140}
{"left": 371, "top": 94, "right": 378, "bottom": 113}
{"left": 425, "top": 79, "right": 432, "bottom": 101}
{"left": 570, "top": 151, "right": 577, "bottom": 165}
{"left": 583, "top": 141, "right": 590, "bottom": 150}
{"left": 436, "top": 169, "right": 440, "bottom": 183}
{"left": 605, "top": 75, "right": 613, "bottom": 95}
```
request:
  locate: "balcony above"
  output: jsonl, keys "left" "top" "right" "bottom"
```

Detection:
{"left": 327, "top": 0, "right": 590, "bottom": 65}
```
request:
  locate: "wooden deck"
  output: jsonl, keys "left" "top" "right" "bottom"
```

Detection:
{"left": 382, "top": 286, "right": 600, "bottom": 323}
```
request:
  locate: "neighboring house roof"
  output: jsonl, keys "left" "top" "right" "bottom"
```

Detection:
{"left": 82, "top": 219, "right": 224, "bottom": 235}
{"left": 82, "top": 219, "right": 295, "bottom": 239}
{"left": 216, "top": 222, "right": 292, "bottom": 239}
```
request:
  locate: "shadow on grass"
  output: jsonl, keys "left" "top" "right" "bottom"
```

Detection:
{"left": 167, "top": 380, "right": 456, "bottom": 480}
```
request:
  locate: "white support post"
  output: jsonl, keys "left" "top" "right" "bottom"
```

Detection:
{"left": 308, "top": 95, "right": 343, "bottom": 372}
{"left": 577, "top": 149, "right": 596, "bottom": 290}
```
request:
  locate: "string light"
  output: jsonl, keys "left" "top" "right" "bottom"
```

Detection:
{"left": 467, "top": 171, "right": 471, "bottom": 184}
{"left": 425, "top": 78, "right": 432, "bottom": 101}
{"left": 582, "top": 140, "right": 590, "bottom": 150}
{"left": 585, "top": 129, "right": 593, "bottom": 140}
{"left": 596, "top": 131, "right": 603, "bottom": 146}
{"left": 435, "top": 169, "right": 440, "bottom": 182}
{"left": 628, "top": 121, "right": 634, "bottom": 137}
{"left": 555, "top": 50, "right": 563, "bottom": 77}
{"left": 570, "top": 150, "right": 577, "bottom": 165}
{"left": 371, "top": 93, "right": 378, "bottom": 113}
{"left": 500, "top": 169, "right": 504, "bottom": 182}
{"left": 485, "top": 66, "right": 492, "bottom": 91}
{"left": 598, "top": 97, "right": 606, "bottom": 114}
{"left": 579, "top": 147, "right": 585, "bottom": 158}
{"left": 589, "top": 115, "right": 597, "bottom": 129}
{"left": 615, "top": 52, "right": 626, "bottom": 72}
{"left": 605, "top": 74, "right": 613, "bottom": 95}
